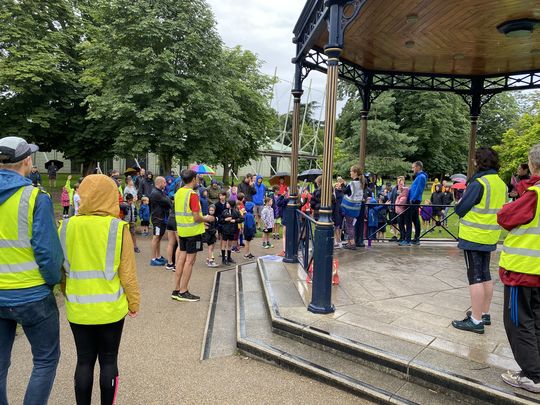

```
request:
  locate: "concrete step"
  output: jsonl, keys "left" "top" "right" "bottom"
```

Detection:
{"left": 201, "top": 269, "right": 238, "bottom": 360}
{"left": 236, "top": 263, "right": 484, "bottom": 405}
{"left": 257, "top": 259, "right": 540, "bottom": 405}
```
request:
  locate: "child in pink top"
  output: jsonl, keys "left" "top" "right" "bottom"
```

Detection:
{"left": 61, "top": 186, "right": 70, "bottom": 218}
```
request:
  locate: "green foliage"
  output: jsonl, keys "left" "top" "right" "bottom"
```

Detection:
{"left": 393, "top": 91, "right": 470, "bottom": 177}
{"left": 477, "top": 92, "right": 519, "bottom": 147}
{"left": 336, "top": 91, "right": 417, "bottom": 177}
{"left": 78, "top": 0, "right": 224, "bottom": 172}
{"left": 495, "top": 105, "right": 540, "bottom": 179}
{"left": 199, "top": 46, "right": 276, "bottom": 173}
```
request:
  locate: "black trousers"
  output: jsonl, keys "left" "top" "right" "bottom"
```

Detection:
{"left": 398, "top": 209, "right": 410, "bottom": 242}
{"left": 70, "top": 319, "right": 125, "bottom": 405}
{"left": 405, "top": 201, "right": 421, "bottom": 242}
{"left": 504, "top": 285, "right": 540, "bottom": 383}
{"left": 354, "top": 203, "right": 365, "bottom": 246}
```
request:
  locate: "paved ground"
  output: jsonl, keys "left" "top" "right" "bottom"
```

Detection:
{"left": 274, "top": 242, "right": 529, "bottom": 398}
{"left": 6, "top": 235, "right": 368, "bottom": 404}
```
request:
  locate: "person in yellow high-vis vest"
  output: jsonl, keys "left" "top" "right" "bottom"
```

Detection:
{"left": 452, "top": 147, "right": 507, "bottom": 334}
{"left": 497, "top": 144, "right": 540, "bottom": 393}
{"left": 60, "top": 174, "right": 140, "bottom": 405}
{"left": 0, "top": 136, "right": 64, "bottom": 405}
{"left": 171, "top": 169, "right": 215, "bottom": 302}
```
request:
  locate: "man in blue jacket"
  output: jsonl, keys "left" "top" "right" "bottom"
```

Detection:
{"left": 401, "top": 161, "right": 427, "bottom": 246}
{"left": 0, "top": 137, "right": 64, "bottom": 405}
{"left": 253, "top": 175, "right": 267, "bottom": 228}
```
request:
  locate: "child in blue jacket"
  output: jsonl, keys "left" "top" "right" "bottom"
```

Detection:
{"left": 243, "top": 202, "right": 257, "bottom": 259}
{"left": 139, "top": 196, "right": 151, "bottom": 236}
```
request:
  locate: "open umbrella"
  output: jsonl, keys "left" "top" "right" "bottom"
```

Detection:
{"left": 45, "top": 159, "right": 63, "bottom": 170}
{"left": 451, "top": 182, "right": 467, "bottom": 190}
{"left": 269, "top": 172, "right": 290, "bottom": 186}
{"left": 451, "top": 173, "right": 467, "bottom": 182}
{"left": 124, "top": 167, "right": 139, "bottom": 176}
{"left": 190, "top": 164, "right": 215, "bottom": 175}
{"left": 298, "top": 168, "right": 322, "bottom": 182}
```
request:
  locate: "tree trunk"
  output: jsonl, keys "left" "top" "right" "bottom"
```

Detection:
{"left": 82, "top": 160, "right": 97, "bottom": 176}
{"left": 159, "top": 152, "right": 173, "bottom": 175}
{"left": 222, "top": 160, "right": 230, "bottom": 185}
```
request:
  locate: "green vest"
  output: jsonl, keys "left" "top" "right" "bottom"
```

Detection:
{"left": 459, "top": 174, "right": 507, "bottom": 245}
{"left": 175, "top": 187, "right": 205, "bottom": 237}
{"left": 499, "top": 185, "right": 540, "bottom": 275}
{"left": 0, "top": 185, "right": 44, "bottom": 289}
{"left": 59, "top": 216, "right": 128, "bottom": 325}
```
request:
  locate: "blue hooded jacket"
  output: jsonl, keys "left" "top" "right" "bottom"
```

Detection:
{"left": 199, "top": 189, "right": 209, "bottom": 216}
{"left": 0, "top": 169, "right": 64, "bottom": 306}
{"left": 253, "top": 175, "right": 266, "bottom": 206}
{"left": 244, "top": 201, "right": 257, "bottom": 237}
{"left": 409, "top": 171, "right": 428, "bottom": 203}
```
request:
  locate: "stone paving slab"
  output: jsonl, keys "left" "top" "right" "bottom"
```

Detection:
{"left": 267, "top": 243, "right": 540, "bottom": 400}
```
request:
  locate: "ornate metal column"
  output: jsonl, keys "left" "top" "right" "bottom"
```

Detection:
{"left": 467, "top": 78, "right": 483, "bottom": 179}
{"left": 284, "top": 64, "right": 303, "bottom": 263}
{"left": 309, "top": 0, "right": 356, "bottom": 314}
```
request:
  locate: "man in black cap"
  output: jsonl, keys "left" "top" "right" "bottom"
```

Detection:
{"left": 0, "top": 136, "right": 64, "bottom": 404}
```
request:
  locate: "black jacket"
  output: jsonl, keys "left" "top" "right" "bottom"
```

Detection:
{"left": 149, "top": 187, "right": 172, "bottom": 224}
{"left": 219, "top": 208, "right": 244, "bottom": 235}
{"left": 138, "top": 176, "right": 154, "bottom": 199}
{"left": 238, "top": 181, "right": 256, "bottom": 202}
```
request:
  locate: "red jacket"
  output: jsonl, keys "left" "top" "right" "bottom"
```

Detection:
{"left": 498, "top": 175, "right": 540, "bottom": 287}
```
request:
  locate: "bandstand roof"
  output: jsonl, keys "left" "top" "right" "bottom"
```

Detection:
{"left": 294, "top": 0, "right": 540, "bottom": 94}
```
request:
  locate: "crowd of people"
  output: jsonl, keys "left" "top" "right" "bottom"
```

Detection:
{"left": 1, "top": 134, "right": 540, "bottom": 404}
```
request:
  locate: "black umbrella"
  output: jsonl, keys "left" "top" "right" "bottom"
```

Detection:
{"left": 45, "top": 159, "right": 63, "bottom": 170}
{"left": 298, "top": 168, "right": 323, "bottom": 182}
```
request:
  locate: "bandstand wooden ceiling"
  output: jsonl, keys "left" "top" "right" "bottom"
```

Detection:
{"left": 314, "top": 0, "right": 540, "bottom": 76}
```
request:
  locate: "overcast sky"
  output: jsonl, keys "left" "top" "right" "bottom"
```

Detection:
{"left": 206, "top": 0, "right": 328, "bottom": 116}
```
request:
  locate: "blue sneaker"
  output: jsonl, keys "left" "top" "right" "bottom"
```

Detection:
{"left": 398, "top": 241, "right": 411, "bottom": 247}
{"left": 150, "top": 259, "right": 165, "bottom": 266}
{"left": 157, "top": 256, "right": 167, "bottom": 263}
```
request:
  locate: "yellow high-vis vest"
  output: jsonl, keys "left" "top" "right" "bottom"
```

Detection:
{"left": 499, "top": 185, "right": 540, "bottom": 275}
{"left": 0, "top": 185, "right": 44, "bottom": 289}
{"left": 175, "top": 187, "right": 204, "bottom": 237}
{"left": 459, "top": 174, "right": 507, "bottom": 245}
{"left": 59, "top": 216, "right": 128, "bottom": 325}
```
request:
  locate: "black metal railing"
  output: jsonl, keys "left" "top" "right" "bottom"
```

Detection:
{"left": 296, "top": 209, "right": 316, "bottom": 271}
{"left": 363, "top": 203, "right": 458, "bottom": 242}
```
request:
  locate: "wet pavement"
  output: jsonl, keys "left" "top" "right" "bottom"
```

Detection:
{"left": 276, "top": 242, "right": 523, "bottom": 387}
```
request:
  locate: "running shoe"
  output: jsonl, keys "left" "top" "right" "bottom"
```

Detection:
{"left": 150, "top": 259, "right": 165, "bottom": 266}
{"left": 165, "top": 263, "right": 175, "bottom": 271}
{"left": 501, "top": 370, "right": 540, "bottom": 393}
{"left": 134, "top": 247, "right": 140, "bottom": 253}
{"left": 466, "top": 311, "right": 491, "bottom": 325}
{"left": 207, "top": 260, "right": 218, "bottom": 268}
{"left": 243, "top": 253, "right": 255, "bottom": 259}
{"left": 451, "top": 317, "right": 484, "bottom": 334}
{"left": 173, "top": 291, "right": 200, "bottom": 302}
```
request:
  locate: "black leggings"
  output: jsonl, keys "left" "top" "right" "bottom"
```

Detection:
{"left": 70, "top": 319, "right": 125, "bottom": 405}
{"left": 63, "top": 206, "right": 69, "bottom": 215}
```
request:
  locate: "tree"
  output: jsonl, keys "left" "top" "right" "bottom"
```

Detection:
{"left": 495, "top": 105, "right": 540, "bottom": 179}
{"left": 335, "top": 91, "right": 417, "bottom": 177}
{"left": 476, "top": 92, "right": 519, "bottom": 147}
{"left": 79, "top": 0, "right": 223, "bottom": 173}
{"left": 198, "top": 46, "right": 275, "bottom": 184}
{"left": 394, "top": 91, "right": 470, "bottom": 177}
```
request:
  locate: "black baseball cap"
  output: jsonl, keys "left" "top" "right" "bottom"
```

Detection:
{"left": 0, "top": 137, "right": 39, "bottom": 163}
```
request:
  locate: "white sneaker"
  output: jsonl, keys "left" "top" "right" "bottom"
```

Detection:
{"left": 207, "top": 260, "right": 218, "bottom": 268}
{"left": 502, "top": 370, "right": 540, "bottom": 393}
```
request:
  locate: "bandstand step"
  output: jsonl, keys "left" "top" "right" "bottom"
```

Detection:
{"left": 201, "top": 268, "right": 238, "bottom": 360}
{"left": 236, "top": 263, "right": 483, "bottom": 405}
{"left": 256, "top": 259, "right": 539, "bottom": 405}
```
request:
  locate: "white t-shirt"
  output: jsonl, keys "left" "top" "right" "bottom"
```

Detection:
{"left": 74, "top": 193, "right": 81, "bottom": 215}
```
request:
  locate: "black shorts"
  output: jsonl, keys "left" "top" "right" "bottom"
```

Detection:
{"left": 179, "top": 235, "right": 203, "bottom": 254}
{"left": 202, "top": 231, "right": 217, "bottom": 246}
{"left": 141, "top": 220, "right": 150, "bottom": 227}
{"left": 166, "top": 215, "right": 177, "bottom": 232}
{"left": 244, "top": 232, "right": 254, "bottom": 242}
{"left": 263, "top": 228, "right": 273, "bottom": 234}
{"left": 222, "top": 233, "right": 235, "bottom": 241}
{"left": 464, "top": 250, "right": 492, "bottom": 285}
{"left": 152, "top": 222, "right": 165, "bottom": 236}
